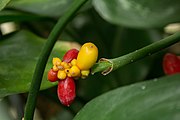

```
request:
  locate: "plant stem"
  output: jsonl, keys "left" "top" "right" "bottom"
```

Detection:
{"left": 24, "top": 0, "right": 88, "bottom": 119}
{"left": 91, "top": 31, "right": 180, "bottom": 75}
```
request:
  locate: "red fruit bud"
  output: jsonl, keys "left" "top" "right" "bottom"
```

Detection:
{"left": 62, "top": 49, "right": 79, "bottom": 63}
{"left": 47, "top": 69, "right": 58, "bottom": 82}
{"left": 163, "top": 53, "right": 180, "bottom": 75}
{"left": 57, "top": 77, "right": 76, "bottom": 106}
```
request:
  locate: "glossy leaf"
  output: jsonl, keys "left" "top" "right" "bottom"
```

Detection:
{"left": 0, "top": 30, "right": 74, "bottom": 98}
{"left": 6, "top": 0, "right": 91, "bottom": 17}
{"left": 7, "top": 0, "right": 91, "bottom": 17}
{"left": 0, "top": 0, "right": 10, "bottom": 11}
{"left": 93, "top": 0, "right": 180, "bottom": 28}
{"left": 7, "top": 0, "right": 72, "bottom": 17}
{"left": 74, "top": 74, "right": 180, "bottom": 120}
{"left": 0, "top": 10, "right": 48, "bottom": 23}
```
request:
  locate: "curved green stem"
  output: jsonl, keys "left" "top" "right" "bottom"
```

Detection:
{"left": 24, "top": 0, "right": 88, "bottom": 119}
{"left": 91, "top": 31, "right": 180, "bottom": 75}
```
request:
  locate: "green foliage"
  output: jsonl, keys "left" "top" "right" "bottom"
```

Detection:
{"left": 0, "top": 0, "right": 180, "bottom": 119}
{"left": 7, "top": 0, "right": 73, "bottom": 17}
{"left": 0, "top": 30, "right": 70, "bottom": 98}
{"left": 0, "top": 10, "right": 47, "bottom": 23}
{"left": 93, "top": 0, "right": 180, "bottom": 28}
{"left": 74, "top": 74, "right": 180, "bottom": 120}
{"left": 0, "top": 0, "right": 10, "bottom": 11}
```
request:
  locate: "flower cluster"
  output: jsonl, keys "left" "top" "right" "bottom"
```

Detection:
{"left": 47, "top": 42, "right": 98, "bottom": 106}
{"left": 52, "top": 57, "right": 90, "bottom": 80}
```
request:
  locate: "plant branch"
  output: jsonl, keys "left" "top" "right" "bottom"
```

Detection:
{"left": 91, "top": 32, "right": 180, "bottom": 75}
{"left": 24, "top": 0, "right": 88, "bottom": 119}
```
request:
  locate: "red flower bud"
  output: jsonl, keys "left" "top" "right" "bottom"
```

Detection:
{"left": 57, "top": 77, "right": 76, "bottom": 106}
{"left": 163, "top": 53, "right": 180, "bottom": 75}
{"left": 47, "top": 69, "right": 58, "bottom": 82}
{"left": 62, "top": 49, "right": 79, "bottom": 63}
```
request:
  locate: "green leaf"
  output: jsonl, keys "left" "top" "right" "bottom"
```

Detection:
{"left": 0, "top": 0, "right": 10, "bottom": 11}
{"left": 93, "top": 0, "right": 180, "bottom": 28}
{"left": 0, "top": 30, "right": 72, "bottom": 98}
{"left": 0, "top": 10, "right": 48, "bottom": 23}
{"left": 74, "top": 74, "right": 180, "bottom": 120}
{"left": 6, "top": 0, "right": 74, "bottom": 17}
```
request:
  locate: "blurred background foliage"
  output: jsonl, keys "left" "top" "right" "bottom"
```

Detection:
{"left": 0, "top": 0, "right": 180, "bottom": 120}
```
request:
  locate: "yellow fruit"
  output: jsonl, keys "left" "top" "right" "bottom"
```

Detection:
{"left": 53, "top": 58, "right": 61, "bottom": 65}
{"left": 69, "top": 66, "right": 80, "bottom": 77}
{"left": 57, "top": 70, "right": 66, "bottom": 80}
{"left": 77, "top": 42, "right": 98, "bottom": 70}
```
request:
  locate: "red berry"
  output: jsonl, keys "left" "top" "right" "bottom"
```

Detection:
{"left": 62, "top": 49, "right": 79, "bottom": 63}
{"left": 178, "top": 56, "right": 180, "bottom": 60}
{"left": 163, "top": 53, "right": 180, "bottom": 75}
{"left": 47, "top": 69, "right": 58, "bottom": 82}
{"left": 57, "top": 77, "right": 76, "bottom": 106}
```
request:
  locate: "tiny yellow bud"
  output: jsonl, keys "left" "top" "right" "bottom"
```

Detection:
{"left": 69, "top": 66, "right": 80, "bottom": 77}
{"left": 60, "top": 62, "right": 65, "bottom": 66}
{"left": 64, "top": 68, "right": 70, "bottom": 74}
{"left": 53, "top": 58, "right": 61, "bottom": 65}
{"left": 68, "top": 63, "right": 72, "bottom": 67}
{"left": 71, "top": 59, "right": 77, "bottom": 66}
{"left": 57, "top": 70, "right": 66, "bottom": 80}
{"left": 56, "top": 61, "right": 61, "bottom": 66}
{"left": 81, "top": 70, "right": 90, "bottom": 77}
{"left": 53, "top": 65, "right": 58, "bottom": 71}
{"left": 67, "top": 73, "right": 72, "bottom": 77}
{"left": 64, "top": 62, "right": 70, "bottom": 69}
{"left": 77, "top": 42, "right": 98, "bottom": 70}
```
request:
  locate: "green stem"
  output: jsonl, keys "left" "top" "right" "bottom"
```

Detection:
{"left": 91, "top": 31, "right": 180, "bottom": 75}
{"left": 24, "top": 0, "right": 88, "bottom": 119}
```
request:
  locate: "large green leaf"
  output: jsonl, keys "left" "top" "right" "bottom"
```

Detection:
{"left": 7, "top": 0, "right": 72, "bottom": 17}
{"left": 6, "top": 0, "right": 91, "bottom": 18}
{"left": 74, "top": 74, "right": 180, "bottom": 120}
{"left": 0, "top": 10, "right": 48, "bottom": 23}
{"left": 0, "top": 0, "right": 10, "bottom": 11}
{"left": 93, "top": 0, "right": 180, "bottom": 28}
{"left": 0, "top": 30, "right": 73, "bottom": 98}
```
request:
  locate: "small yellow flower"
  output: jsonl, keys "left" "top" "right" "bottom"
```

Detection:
{"left": 60, "top": 62, "right": 65, "bottom": 66}
{"left": 53, "top": 65, "right": 58, "bottom": 71}
{"left": 67, "top": 73, "right": 72, "bottom": 77}
{"left": 71, "top": 59, "right": 77, "bottom": 66}
{"left": 53, "top": 58, "right": 61, "bottom": 65}
{"left": 64, "top": 68, "right": 70, "bottom": 74}
{"left": 69, "top": 66, "right": 80, "bottom": 77}
{"left": 64, "top": 62, "right": 71, "bottom": 69}
{"left": 57, "top": 70, "right": 66, "bottom": 80}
